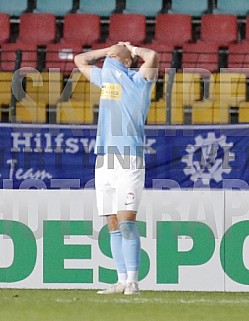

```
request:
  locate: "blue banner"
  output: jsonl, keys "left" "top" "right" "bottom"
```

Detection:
{"left": 0, "top": 124, "right": 249, "bottom": 189}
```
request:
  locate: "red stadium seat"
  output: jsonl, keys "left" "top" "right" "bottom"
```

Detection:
{"left": 106, "top": 14, "right": 146, "bottom": 46}
{"left": 17, "top": 13, "right": 56, "bottom": 46}
{"left": 145, "top": 43, "right": 174, "bottom": 76}
{"left": 152, "top": 14, "right": 192, "bottom": 47}
{"left": 60, "top": 14, "right": 100, "bottom": 47}
{"left": 46, "top": 43, "right": 83, "bottom": 76}
{"left": 1, "top": 43, "right": 37, "bottom": 71}
{"left": 182, "top": 42, "right": 219, "bottom": 72}
{"left": 200, "top": 14, "right": 238, "bottom": 47}
{"left": 228, "top": 43, "right": 249, "bottom": 70}
{"left": 0, "top": 14, "right": 10, "bottom": 45}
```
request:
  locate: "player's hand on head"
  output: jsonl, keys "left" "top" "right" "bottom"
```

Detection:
{"left": 106, "top": 46, "right": 117, "bottom": 58}
{"left": 118, "top": 42, "right": 136, "bottom": 58}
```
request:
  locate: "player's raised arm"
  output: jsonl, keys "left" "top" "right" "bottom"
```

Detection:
{"left": 119, "top": 42, "right": 159, "bottom": 81}
{"left": 74, "top": 48, "right": 110, "bottom": 81}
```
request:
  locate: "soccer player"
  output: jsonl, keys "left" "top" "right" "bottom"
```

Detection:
{"left": 74, "top": 42, "right": 158, "bottom": 294}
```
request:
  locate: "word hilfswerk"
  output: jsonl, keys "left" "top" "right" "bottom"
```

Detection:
{"left": 10, "top": 132, "right": 156, "bottom": 154}
{"left": 11, "top": 132, "right": 96, "bottom": 154}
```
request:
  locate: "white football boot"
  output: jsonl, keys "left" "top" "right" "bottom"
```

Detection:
{"left": 97, "top": 283, "right": 126, "bottom": 294}
{"left": 124, "top": 282, "right": 140, "bottom": 295}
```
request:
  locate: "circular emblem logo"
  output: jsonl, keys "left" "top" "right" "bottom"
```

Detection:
{"left": 182, "top": 133, "right": 235, "bottom": 185}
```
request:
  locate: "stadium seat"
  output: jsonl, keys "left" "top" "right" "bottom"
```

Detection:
{"left": 151, "top": 14, "right": 192, "bottom": 47}
{"left": 123, "top": 0, "right": 163, "bottom": 16}
{"left": 151, "top": 83, "right": 157, "bottom": 101}
{"left": 1, "top": 43, "right": 37, "bottom": 71}
{"left": 57, "top": 71, "right": 100, "bottom": 124}
{"left": 15, "top": 101, "right": 47, "bottom": 123}
{"left": 56, "top": 71, "right": 100, "bottom": 124}
{"left": 60, "top": 14, "right": 100, "bottom": 47}
{"left": 92, "top": 14, "right": 146, "bottom": 48}
{"left": 208, "top": 73, "right": 245, "bottom": 100}
{"left": 145, "top": 43, "right": 174, "bottom": 76}
{"left": 215, "top": 73, "right": 246, "bottom": 105}
{"left": 46, "top": 43, "right": 83, "bottom": 76}
{"left": 228, "top": 43, "right": 249, "bottom": 69}
{"left": 17, "top": 13, "right": 56, "bottom": 46}
{"left": 170, "top": 73, "right": 202, "bottom": 124}
{"left": 22, "top": 71, "right": 63, "bottom": 105}
{"left": 239, "top": 101, "right": 249, "bottom": 123}
{"left": 182, "top": 43, "right": 219, "bottom": 72}
{"left": 108, "top": 14, "right": 146, "bottom": 45}
{"left": 200, "top": 14, "right": 238, "bottom": 47}
{"left": 57, "top": 101, "right": 94, "bottom": 124}
{"left": 35, "top": 0, "right": 73, "bottom": 16}
{"left": 147, "top": 99, "right": 166, "bottom": 124}
{"left": 213, "top": 0, "right": 249, "bottom": 16}
{"left": 0, "top": 0, "right": 28, "bottom": 16}
{"left": 192, "top": 73, "right": 246, "bottom": 124}
{"left": 68, "top": 71, "right": 100, "bottom": 107}
{"left": 192, "top": 101, "right": 231, "bottom": 124}
{"left": 15, "top": 71, "right": 63, "bottom": 123}
{"left": 0, "top": 14, "right": 10, "bottom": 45}
{"left": 168, "top": 0, "right": 209, "bottom": 16}
{"left": 77, "top": 0, "right": 116, "bottom": 16}
{"left": 0, "top": 72, "right": 13, "bottom": 106}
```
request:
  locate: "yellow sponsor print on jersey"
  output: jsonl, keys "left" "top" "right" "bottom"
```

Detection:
{"left": 101, "top": 83, "right": 122, "bottom": 100}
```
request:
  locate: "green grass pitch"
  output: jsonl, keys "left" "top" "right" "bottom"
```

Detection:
{"left": 0, "top": 289, "right": 249, "bottom": 321}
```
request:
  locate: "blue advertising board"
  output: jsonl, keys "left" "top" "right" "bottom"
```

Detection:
{"left": 0, "top": 123, "right": 249, "bottom": 189}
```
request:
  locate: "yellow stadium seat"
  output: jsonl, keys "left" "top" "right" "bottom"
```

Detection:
{"left": 191, "top": 73, "right": 246, "bottom": 124}
{"left": 24, "top": 71, "right": 63, "bottom": 105}
{"left": 56, "top": 71, "right": 101, "bottom": 124}
{"left": 166, "top": 72, "right": 201, "bottom": 124}
{"left": 0, "top": 72, "right": 13, "bottom": 105}
{"left": 57, "top": 101, "right": 94, "bottom": 124}
{"left": 214, "top": 72, "right": 246, "bottom": 106}
{"left": 192, "top": 100, "right": 230, "bottom": 124}
{"left": 15, "top": 100, "right": 46, "bottom": 123}
{"left": 172, "top": 72, "right": 202, "bottom": 106}
{"left": 238, "top": 101, "right": 249, "bottom": 123}
{"left": 213, "top": 107, "right": 230, "bottom": 124}
{"left": 147, "top": 99, "right": 166, "bottom": 124}
{"left": 192, "top": 104, "right": 213, "bottom": 124}
{"left": 69, "top": 71, "right": 100, "bottom": 106}
{"left": 151, "top": 82, "right": 156, "bottom": 101}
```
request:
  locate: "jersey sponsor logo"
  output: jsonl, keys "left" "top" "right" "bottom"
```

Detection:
{"left": 101, "top": 83, "right": 122, "bottom": 100}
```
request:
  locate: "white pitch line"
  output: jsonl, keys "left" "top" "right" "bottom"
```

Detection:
{"left": 90, "top": 298, "right": 249, "bottom": 305}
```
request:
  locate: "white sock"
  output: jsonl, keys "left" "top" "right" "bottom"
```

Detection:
{"left": 127, "top": 271, "right": 138, "bottom": 284}
{"left": 118, "top": 272, "right": 127, "bottom": 285}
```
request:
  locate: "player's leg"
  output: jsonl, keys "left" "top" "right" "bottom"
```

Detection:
{"left": 95, "top": 155, "right": 127, "bottom": 294}
{"left": 97, "top": 194, "right": 127, "bottom": 294}
{"left": 115, "top": 157, "right": 145, "bottom": 294}
{"left": 117, "top": 210, "right": 141, "bottom": 295}
{"left": 107, "top": 215, "right": 128, "bottom": 286}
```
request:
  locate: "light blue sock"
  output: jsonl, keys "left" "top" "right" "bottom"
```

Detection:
{"left": 110, "top": 230, "right": 127, "bottom": 274}
{"left": 119, "top": 221, "right": 141, "bottom": 272}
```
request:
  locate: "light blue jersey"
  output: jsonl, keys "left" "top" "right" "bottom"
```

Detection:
{"left": 90, "top": 57, "right": 154, "bottom": 157}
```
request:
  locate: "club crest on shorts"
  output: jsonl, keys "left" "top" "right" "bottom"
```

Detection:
{"left": 125, "top": 192, "right": 135, "bottom": 205}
